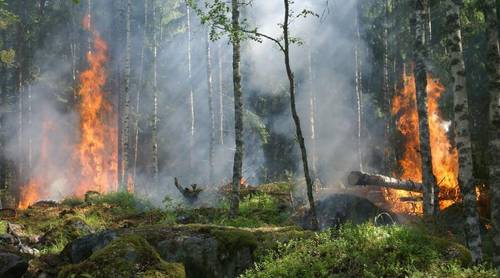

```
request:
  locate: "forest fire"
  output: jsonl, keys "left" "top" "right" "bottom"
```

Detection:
{"left": 18, "top": 15, "right": 117, "bottom": 208}
{"left": 386, "top": 70, "right": 460, "bottom": 214}
{"left": 74, "top": 14, "right": 117, "bottom": 196}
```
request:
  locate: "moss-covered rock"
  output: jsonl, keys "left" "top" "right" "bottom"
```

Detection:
{"left": 40, "top": 217, "right": 93, "bottom": 246}
{"left": 58, "top": 235, "right": 185, "bottom": 278}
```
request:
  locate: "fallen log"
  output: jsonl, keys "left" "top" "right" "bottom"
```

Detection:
{"left": 348, "top": 171, "right": 423, "bottom": 193}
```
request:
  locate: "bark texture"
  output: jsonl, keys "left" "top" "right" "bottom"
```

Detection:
{"left": 354, "top": 6, "right": 364, "bottom": 172}
{"left": 483, "top": 0, "right": 500, "bottom": 272}
{"left": 348, "top": 171, "right": 423, "bottom": 192}
{"left": 414, "top": 0, "right": 438, "bottom": 217}
{"left": 230, "top": 0, "right": 243, "bottom": 217}
{"left": 120, "top": 0, "right": 131, "bottom": 191}
{"left": 445, "top": 0, "right": 482, "bottom": 263}
{"left": 283, "top": 0, "right": 318, "bottom": 230}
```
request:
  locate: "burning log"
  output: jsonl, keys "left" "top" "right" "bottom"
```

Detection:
{"left": 174, "top": 177, "right": 203, "bottom": 203}
{"left": 348, "top": 171, "right": 423, "bottom": 193}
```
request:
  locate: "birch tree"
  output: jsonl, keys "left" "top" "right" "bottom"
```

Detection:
{"left": 445, "top": 0, "right": 482, "bottom": 263}
{"left": 482, "top": 0, "right": 500, "bottom": 272}
{"left": 414, "top": 0, "right": 438, "bottom": 217}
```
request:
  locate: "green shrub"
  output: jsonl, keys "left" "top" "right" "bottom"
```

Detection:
{"left": 93, "top": 192, "right": 153, "bottom": 214}
{"left": 242, "top": 223, "right": 496, "bottom": 278}
{"left": 61, "top": 196, "right": 85, "bottom": 208}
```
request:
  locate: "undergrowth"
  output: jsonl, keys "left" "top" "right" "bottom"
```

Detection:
{"left": 242, "top": 223, "right": 496, "bottom": 278}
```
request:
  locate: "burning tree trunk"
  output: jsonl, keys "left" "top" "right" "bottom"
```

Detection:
{"left": 151, "top": 0, "right": 159, "bottom": 186}
{"left": 483, "top": 0, "right": 500, "bottom": 272}
{"left": 230, "top": 0, "right": 243, "bottom": 217}
{"left": 206, "top": 31, "right": 215, "bottom": 185}
{"left": 414, "top": 0, "right": 438, "bottom": 217}
{"left": 348, "top": 171, "right": 423, "bottom": 192}
{"left": 120, "top": 0, "right": 132, "bottom": 191}
{"left": 382, "top": 0, "right": 394, "bottom": 175}
{"left": 445, "top": 0, "right": 482, "bottom": 263}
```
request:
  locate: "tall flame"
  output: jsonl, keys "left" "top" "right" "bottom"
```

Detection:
{"left": 18, "top": 15, "right": 117, "bottom": 208}
{"left": 386, "top": 68, "right": 460, "bottom": 214}
{"left": 74, "top": 15, "right": 118, "bottom": 196}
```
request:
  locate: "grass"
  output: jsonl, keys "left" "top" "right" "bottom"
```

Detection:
{"left": 242, "top": 223, "right": 496, "bottom": 278}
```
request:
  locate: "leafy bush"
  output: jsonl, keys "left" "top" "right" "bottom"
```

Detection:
{"left": 242, "top": 223, "right": 496, "bottom": 278}
{"left": 92, "top": 192, "right": 153, "bottom": 214}
{"left": 216, "top": 193, "right": 290, "bottom": 228}
{"left": 61, "top": 196, "right": 85, "bottom": 208}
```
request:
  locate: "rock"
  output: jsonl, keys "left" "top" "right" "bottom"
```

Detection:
{"left": 0, "top": 233, "right": 15, "bottom": 245}
{"left": 295, "top": 194, "right": 396, "bottom": 230}
{"left": 142, "top": 226, "right": 258, "bottom": 278}
{"left": 40, "top": 217, "right": 93, "bottom": 246}
{"left": 7, "top": 223, "right": 28, "bottom": 239}
{"left": 59, "top": 235, "right": 185, "bottom": 278}
{"left": 61, "top": 230, "right": 118, "bottom": 263}
{"left": 0, "top": 251, "right": 29, "bottom": 277}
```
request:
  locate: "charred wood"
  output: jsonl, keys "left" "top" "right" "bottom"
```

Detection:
{"left": 348, "top": 171, "right": 423, "bottom": 193}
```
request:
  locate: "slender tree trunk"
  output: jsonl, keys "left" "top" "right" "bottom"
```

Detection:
{"left": 186, "top": 2, "right": 195, "bottom": 169}
{"left": 283, "top": 0, "right": 318, "bottom": 230}
{"left": 133, "top": 0, "right": 149, "bottom": 184}
{"left": 152, "top": 0, "right": 159, "bottom": 186}
{"left": 382, "top": 0, "right": 392, "bottom": 175}
{"left": 414, "top": 0, "right": 438, "bottom": 217}
{"left": 354, "top": 6, "right": 364, "bottom": 172}
{"left": 120, "top": 0, "right": 131, "bottom": 191}
{"left": 230, "top": 0, "right": 243, "bottom": 217}
{"left": 307, "top": 48, "right": 318, "bottom": 180}
{"left": 206, "top": 31, "right": 215, "bottom": 185}
{"left": 446, "top": 0, "right": 483, "bottom": 263}
{"left": 218, "top": 42, "right": 224, "bottom": 145}
{"left": 483, "top": 0, "right": 500, "bottom": 272}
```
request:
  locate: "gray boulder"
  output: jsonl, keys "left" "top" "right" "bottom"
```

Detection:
{"left": 61, "top": 230, "right": 118, "bottom": 263}
{"left": 0, "top": 251, "right": 28, "bottom": 278}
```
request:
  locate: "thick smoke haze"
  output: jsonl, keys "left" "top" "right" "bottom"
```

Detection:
{"left": 3, "top": 0, "right": 378, "bottom": 206}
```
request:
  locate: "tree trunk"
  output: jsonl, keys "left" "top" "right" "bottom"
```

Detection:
{"left": 307, "top": 48, "right": 318, "bottom": 179}
{"left": 133, "top": 0, "right": 149, "bottom": 184}
{"left": 382, "top": 0, "right": 392, "bottom": 175}
{"left": 151, "top": 0, "right": 159, "bottom": 186}
{"left": 230, "top": 0, "right": 243, "bottom": 217}
{"left": 186, "top": 2, "right": 195, "bottom": 169}
{"left": 120, "top": 0, "right": 131, "bottom": 191}
{"left": 218, "top": 42, "right": 224, "bottom": 145}
{"left": 483, "top": 0, "right": 500, "bottom": 272}
{"left": 414, "top": 0, "right": 438, "bottom": 217}
{"left": 445, "top": 0, "right": 483, "bottom": 263}
{"left": 206, "top": 31, "right": 215, "bottom": 185}
{"left": 354, "top": 5, "right": 364, "bottom": 172}
{"left": 348, "top": 171, "right": 423, "bottom": 192}
{"left": 283, "top": 0, "right": 318, "bottom": 230}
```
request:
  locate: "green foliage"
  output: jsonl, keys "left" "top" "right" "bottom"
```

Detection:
{"left": 243, "top": 223, "right": 496, "bottom": 278}
{"left": 244, "top": 110, "right": 270, "bottom": 144}
{"left": 216, "top": 193, "right": 290, "bottom": 228}
{"left": 61, "top": 196, "right": 85, "bottom": 208}
{"left": 0, "top": 220, "right": 7, "bottom": 234}
{"left": 91, "top": 192, "right": 154, "bottom": 215}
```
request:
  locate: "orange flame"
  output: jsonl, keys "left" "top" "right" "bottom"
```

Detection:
{"left": 18, "top": 15, "right": 117, "bottom": 208}
{"left": 74, "top": 15, "right": 118, "bottom": 196}
{"left": 18, "top": 122, "right": 53, "bottom": 209}
{"left": 387, "top": 68, "right": 459, "bottom": 214}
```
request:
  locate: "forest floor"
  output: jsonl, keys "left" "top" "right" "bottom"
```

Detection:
{"left": 0, "top": 182, "right": 497, "bottom": 277}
